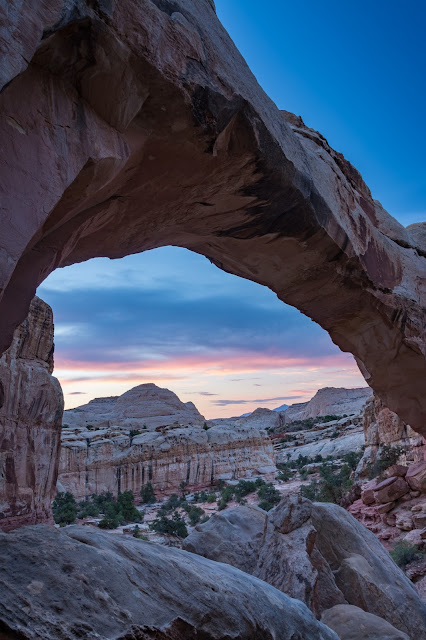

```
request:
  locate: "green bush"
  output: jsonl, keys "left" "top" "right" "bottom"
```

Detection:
{"left": 117, "top": 491, "right": 142, "bottom": 522}
{"left": 342, "top": 451, "right": 363, "bottom": 470}
{"left": 390, "top": 541, "right": 424, "bottom": 567}
{"left": 188, "top": 506, "right": 205, "bottom": 525}
{"left": 277, "top": 469, "right": 292, "bottom": 481}
{"left": 257, "top": 483, "right": 280, "bottom": 509}
{"left": 299, "top": 468, "right": 309, "bottom": 480}
{"left": 367, "top": 445, "right": 406, "bottom": 479}
{"left": 203, "top": 422, "right": 210, "bottom": 431}
{"left": 129, "top": 429, "right": 141, "bottom": 440}
{"left": 140, "top": 482, "right": 156, "bottom": 504}
{"left": 77, "top": 500, "right": 99, "bottom": 519}
{"left": 53, "top": 492, "right": 77, "bottom": 525}
{"left": 207, "top": 493, "right": 217, "bottom": 503}
{"left": 300, "top": 462, "right": 353, "bottom": 505}
{"left": 150, "top": 511, "right": 188, "bottom": 538}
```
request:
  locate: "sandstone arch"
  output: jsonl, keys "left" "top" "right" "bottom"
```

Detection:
{"left": 0, "top": 0, "right": 425, "bottom": 432}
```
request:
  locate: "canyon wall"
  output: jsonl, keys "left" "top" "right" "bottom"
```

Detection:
{"left": 0, "top": 0, "right": 425, "bottom": 434}
{"left": 59, "top": 385, "right": 276, "bottom": 499}
{"left": 0, "top": 297, "right": 63, "bottom": 531}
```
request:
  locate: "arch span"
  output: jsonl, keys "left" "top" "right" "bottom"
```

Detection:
{"left": 0, "top": 0, "right": 425, "bottom": 431}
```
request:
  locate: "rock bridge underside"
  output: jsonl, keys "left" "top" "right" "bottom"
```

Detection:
{"left": 1, "top": 3, "right": 425, "bottom": 448}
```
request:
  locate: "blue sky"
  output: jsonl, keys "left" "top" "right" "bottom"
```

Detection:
{"left": 38, "top": 1, "right": 425, "bottom": 417}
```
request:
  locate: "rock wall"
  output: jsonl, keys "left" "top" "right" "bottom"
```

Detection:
{"left": 0, "top": 297, "right": 63, "bottom": 531}
{"left": 0, "top": 1, "right": 425, "bottom": 434}
{"left": 60, "top": 425, "right": 276, "bottom": 500}
{"left": 358, "top": 396, "right": 426, "bottom": 477}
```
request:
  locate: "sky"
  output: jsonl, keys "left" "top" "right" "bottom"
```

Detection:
{"left": 37, "top": 0, "right": 426, "bottom": 418}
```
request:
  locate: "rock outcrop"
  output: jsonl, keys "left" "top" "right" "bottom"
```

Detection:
{"left": 0, "top": 1, "right": 425, "bottom": 434}
{"left": 0, "top": 524, "right": 339, "bottom": 640}
{"left": 357, "top": 397, "right": 426, "bottom": 478}
{"left": 0, "top": 297, "right": 63, "bottom": 531}
{"left": 283, "top": 387, "right": 373, "bottom": 423}
{"left": 184, "top": 496, "right": 426, "bottom": 638}
{"left": 59, "top": 385, "right": 276, "bottom": 499}
{"left": 64, "top": 383, "right": 206, "bottom": 430}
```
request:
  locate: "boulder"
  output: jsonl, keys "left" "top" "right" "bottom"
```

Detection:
{"left": 184, "top": 497, "right": 426, "bottom": 637}
{"left": 183, "top": 505, "right": 266, "bottom": 573}
{"left": 377, "top": 501, "right": 395, "bottom": 514}
{"left": 374, "top": 476, "right": 410, "bottom": 503}
{"left": 361, "top": 479, "right": 380, "bottom": 505}
{"left": 395, "top": 512, "right": 414, "bottom": 531}
{"left": 413, "top": 511, "right": 426, "bottom": 529}
{"left": 386, "top": 465, "right": 409, "bottom": 478}
{"left": 406, "top": 462, "right": 426, "bottom": 492}
{"left": 321, "top": 604, "right": 410, "bottom": 640}
{"left": 0, "top": 525, "right": 339, "bottom": 640}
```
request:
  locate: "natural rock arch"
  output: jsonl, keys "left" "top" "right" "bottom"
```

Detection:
{"left": 1, "top": 0, "right": 425, "bottom": 431}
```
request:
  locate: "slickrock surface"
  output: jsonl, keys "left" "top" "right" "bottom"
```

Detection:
{"left": 0, "top": 1, "right": 425, "bottom": 432}
{"left": 184, "top": 496, "right": 426, "bottom": 638}
{"left": 59, "top": 384, "right": 276, "bottom": 499}
{"left": 0, "top": 297, "right": 63, "bottom": 531}
{"left": 0, "top": 524, "right": 339, "bottom": 640}
{"left": 321, "top": 604, "right": 410, "bottom": 640}
{"left": 282, "top": 387, "right": 373, "bottom": 422}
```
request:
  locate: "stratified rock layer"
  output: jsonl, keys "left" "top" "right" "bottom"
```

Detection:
{"left": 0, "top": 297, "right": 63, "bottom": 531}
{"left": 283, "top": 387, "right": 373, "bottom": 423}
{"left": 0, "top": 1, "right": 425, "bottom": 433}
{"left": 0, "top": 524, "right": 339, "bottom": 640}
{"left": 59, "top": 384, "right": 276, "bottom": 499}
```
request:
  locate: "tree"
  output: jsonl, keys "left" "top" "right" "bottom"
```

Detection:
{"left": 52, "top": 492, "right": 77, "bottom": 525}
{"left": 140, "top": 482, "right": 156, "bottom": 504}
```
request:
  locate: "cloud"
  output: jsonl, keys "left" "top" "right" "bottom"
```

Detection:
{"left": 212, "top": 394, "right": 304, "bottom": 407}
{"left": 68, "top": 391, "right": 87, "bottom": 395}
{"left": 196, "top": 391, "right": 219, "bottom": 396}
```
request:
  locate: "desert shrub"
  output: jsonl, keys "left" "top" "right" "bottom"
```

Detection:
{"left": 342, "top": 451, "right": 363, "bottom": 470}
{"left": 198, "top": 490, "right": 208, "bottom": 502}
{"left": 300, "top": 462, "right": 353, "bottom": 505}
{"left": 98, "top": 503, "right": 123, "bottom": 529}
{"left": 188, "top": 506, "right": 205, "bottom": 525}
{"left": 140, "top": 482, "right": 156, "bottom": 504}
{"left": 216, "top": 479, "right": 226, "bottom": 490}
{"left": 91, "top": 491, "right": 115, "bottom": 509}
{"left": 277, "top": 469, "right": 292, "bottom": 481}
{"left": 117, "top": 491, "right": 142, "bottom": 522}
{"left": 77, "top": 500, "right": 99, "bottom": 519}
{"left": 217, "top": 499, "right": 227, "bottom": 511}
{"left": 257, "top": 483, "right": 280, "bottom": 511}
{"left": 390, "top": 541, "right": 424, "bottom": 567}
{"left": 299, "top": 468, "right": 309, "bottom": 480}
{"left": 200, "top": 515, "right": 210, "bottom": 524}
{"left": 53, "top": 492, "right": 77, "bottom": 525}
{"left": 179, "top": 481, "right": 188, "bottom": 497}
{"left": 313, "top": 454, "right": 323, "bottom": 463}
{"left": 367, "top": 445, "right": 406, "bottom": 479}
{"left": 129, "top": 429, "right": 141, "bottom": 440}
{"left": 157, "top": 493, "right": 185, "bottom": 515}
{"left": 203, "top": 422, "right": 210, "bottom": 431}
{"left": 150, "top": 511, "right": 188, "bottom": 538}
{"left": 330, "top": 430, "right": 340, "bottom": 439}
{"left": 207, "top": 493, "right": 217, "bottom": 503}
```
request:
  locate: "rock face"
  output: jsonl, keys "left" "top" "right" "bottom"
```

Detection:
{"left": 0, "top": 524, "right": 339, "bottom": 640}
{"left": 59, "top": 385, "right": 276, "bottom": 499}
{"left": 64, "top": 383, "right": 206, "bottom": 430}
{"left": 357, "top": 396, "right": 426, "bottom": 478}
{"left": 0, "top": 297, "right": 63, "bottom": 531}
{"left": 0, "top": 1, "right": 425, "bottom": 433}
{"left": 283, "top": 387, "right": 373, "bottom": 423}
{"left": 183, "top": 496, "right": 426, "bottom": 638}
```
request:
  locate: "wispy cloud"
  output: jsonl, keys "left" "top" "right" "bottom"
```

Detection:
{"left": 212, "top": 394, "right": 304, "bottom": 407}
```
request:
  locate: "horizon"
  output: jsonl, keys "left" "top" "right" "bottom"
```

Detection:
{"left": 37, "top": 1, "right": 425, "bottom": 419}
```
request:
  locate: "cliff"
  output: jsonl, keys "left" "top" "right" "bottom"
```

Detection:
{"left": 59, "top": 385, "right": 276, "bottom": 499}
{"left": 0, "top": 297, "right": 63, "bottom": 531}
{"left": 283, "top": 387, "right": 373, "bottom": 423}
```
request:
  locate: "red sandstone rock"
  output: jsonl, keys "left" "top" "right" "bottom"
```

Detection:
{"left": 377, "top": 502, "right": 395, "bottom": 514}
{"left": 406, "top": 462, "right": 426, "bottom": 492}
{"left": 386, "top": 465, "right": 409, "bottom": 478}
{"left": 361, "top": 479, "right": 380, "bottom": 505}
{"left": 374, "top": 477, "right": 410, "bottom": 504}
{"left": 0, "top": 0, "right": 425, "bottom": 434}
{"left": 0, "top": 297, "right": 63, "bottom": 531}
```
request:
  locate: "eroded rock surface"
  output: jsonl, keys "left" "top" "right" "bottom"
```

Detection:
{"left": 0, "top": 524, "right": 339, "bottom": 640}
{"left": 59, "top": 384, "right": 276, "bottom": 499}
{"left": 282, "top": 387, "right": 373, "bottom": 423}
{"left": 184, "top": 496, "right": 426, "bottom": 638}
{"left": 0, "top": 1, "right": 425, "bottom": 433}
{"left": 0, "top": 297, "right": 63, "bottom": 531}
{"left": 321, "top": 604, "right": 410, "bottom": 640}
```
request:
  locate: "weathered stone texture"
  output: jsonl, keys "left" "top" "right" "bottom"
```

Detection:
{"left": 0, "top": 0, "right": 425, "bottom": 433}
{"left": 0, "top": 297, "right": 63, "bottom": 531}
